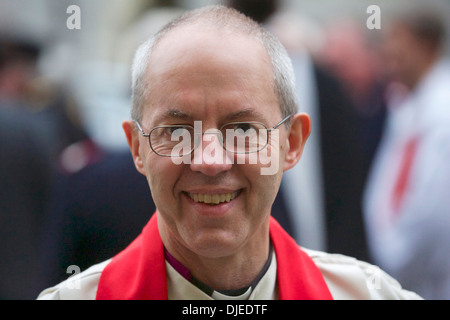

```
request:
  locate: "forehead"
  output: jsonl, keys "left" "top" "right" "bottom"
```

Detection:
{"left": 150, "top": 24, "right": 270, "bottom": 71}
{"left": 141, "top": 25, "right": 279, "bottom": 124}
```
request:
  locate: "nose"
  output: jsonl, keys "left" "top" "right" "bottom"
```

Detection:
{"left": 190, "top": 130, "right": 233, "bottom": 176}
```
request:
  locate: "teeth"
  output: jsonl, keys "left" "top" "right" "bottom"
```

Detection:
{"left": 188, "top": 191, "right": 239, "bottom": 205}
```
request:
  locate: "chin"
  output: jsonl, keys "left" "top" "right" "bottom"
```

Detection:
{"left": 184, "top": 227, "right": 248, "bottom": 259}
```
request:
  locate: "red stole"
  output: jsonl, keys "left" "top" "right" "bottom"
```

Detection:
{"left": 96, "top": 214, "right": 333, "bottom": 300}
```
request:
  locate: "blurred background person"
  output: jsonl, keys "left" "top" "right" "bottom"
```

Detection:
{"left": 0, "top": 33, "right": 88, "bottom": 299}
{"left": 317, "top": 18, "right": 387, "bottom": 178}
{"left": 0, "top": 1, "right": 98, "bottom": 298}
{"left": 0, "top": 39, "right": 39, "bottom": 109}
{"left": 40, "top": 150, "right": 157, "bottom": 286}
{"left": 363, "top": 1, "right": 450, "bottom": 299}
{"left": 0, "top": 107, "right": 55, "bottom": 299}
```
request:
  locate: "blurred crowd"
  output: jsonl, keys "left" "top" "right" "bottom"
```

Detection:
{"left": 1, "top": 0, "right": 449, "bottom": 299}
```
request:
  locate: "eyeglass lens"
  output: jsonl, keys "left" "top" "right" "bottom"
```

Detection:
{"left": 149, "top": 122, "right": 269, "bottom": 156}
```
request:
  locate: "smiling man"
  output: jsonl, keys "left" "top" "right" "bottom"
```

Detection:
{"left": 38, "top": 5, "right": 420, "bottom": 300}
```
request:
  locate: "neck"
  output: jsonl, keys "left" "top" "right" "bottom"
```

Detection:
{"left": 159, "top": 217, "right": 270, "bottom": 291}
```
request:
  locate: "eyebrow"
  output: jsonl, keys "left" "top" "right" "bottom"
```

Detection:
{"left": 153, "top": 109, "right": 194, "bottom": 125}
{"left": 153, "top": 108, "right": 267, "bottom": 125}
{"left": 222, "top": 109, "right": 266, "bottom": 123}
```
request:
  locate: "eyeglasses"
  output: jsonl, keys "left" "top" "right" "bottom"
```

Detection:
{"left": 134, "top": 114, "right": 292, "bottom": 157}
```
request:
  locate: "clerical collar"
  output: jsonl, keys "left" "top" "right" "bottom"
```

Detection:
{"left": 164, "top": 244, "right": 274, "bottom": 300}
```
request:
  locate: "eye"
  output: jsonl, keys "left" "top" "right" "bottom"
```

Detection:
{"left": 150, "top": 126, "right": 192, "bottom": 143}
{"left": 164, "top": 127, "right": 186, "bottom": 137}
{"left": 231, "top": 123, "right": 257, "bottom": 134}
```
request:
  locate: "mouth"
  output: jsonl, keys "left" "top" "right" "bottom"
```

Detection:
{"left": 184, "top": 190, "right": 242, "bottom": 205}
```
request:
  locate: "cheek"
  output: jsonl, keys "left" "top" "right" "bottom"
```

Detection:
{"left": 143, "top": 156, "right": 181, "bottom": 205}
{"left": 256, "top": 169, "right": 282, "bottom": 202}
{"left": 240, "top": 159, "right": 283, "bottom": 216}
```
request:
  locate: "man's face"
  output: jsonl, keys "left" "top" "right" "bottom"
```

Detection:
{"left": 130, "top": 27, "right": 294, "bottom": 258}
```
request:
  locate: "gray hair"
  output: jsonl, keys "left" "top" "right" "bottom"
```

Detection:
{"left": 130, "top": 5, "right": 298, "bottom": 122}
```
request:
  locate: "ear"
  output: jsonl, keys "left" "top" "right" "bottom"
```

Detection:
{"left": 122, "top": 120, "right": 146, "bottom": 175}
{"left": 283, "top": 113, "right": 311, "bottom": 172}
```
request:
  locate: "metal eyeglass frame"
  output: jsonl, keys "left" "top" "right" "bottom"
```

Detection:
{"left": 134, "top": 113, "right": 293, "bottom": 157}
